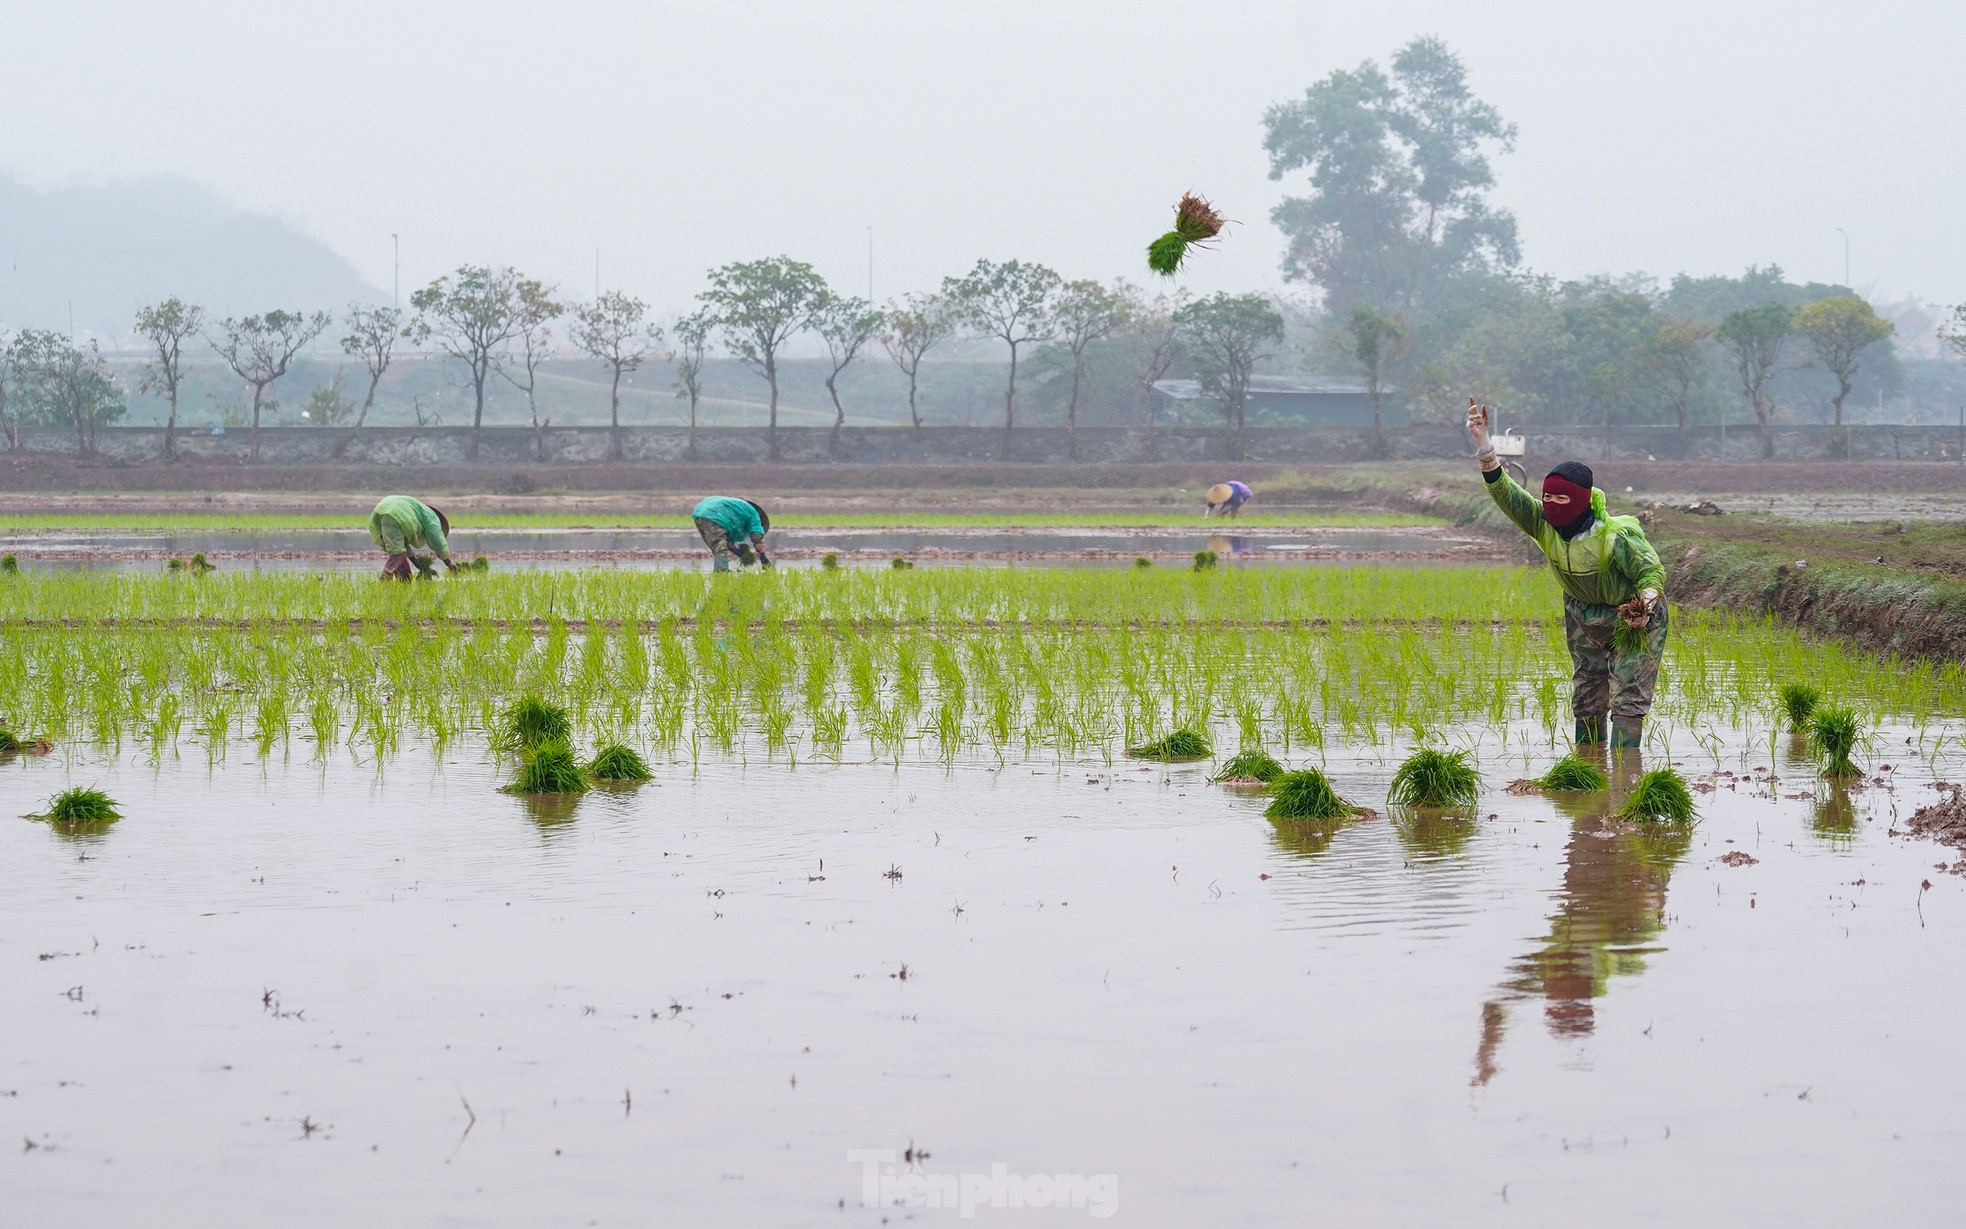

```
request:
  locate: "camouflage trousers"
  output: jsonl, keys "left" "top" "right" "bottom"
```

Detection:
{"left": 1564, "top": 596, "right": 1668, "bottom": 739}
{"left": 694, "top": 517, "right": 756, "bottom": 572}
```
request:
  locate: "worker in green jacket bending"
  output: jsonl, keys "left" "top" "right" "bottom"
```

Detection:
{"left": 369, "top": 495, "right": 457, "bottom": 581}
{"left": 691, "top": 496, "right": 773, "bottom": 573}
{"left": 1467, "top": 399, "right": 1666, "bottom": 749}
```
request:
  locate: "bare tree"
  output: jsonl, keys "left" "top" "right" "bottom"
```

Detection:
{"left": 208, "top": 309, "right": 332, "bottom": 460}
{"left": 408, "top": 265, "right": 530, "bottom": 460}
{"left": 880, "top": 292, "right": 954, "bottom": 438}
{"left": 334, "top": 304, "right": 402, "bottom": 458}
{"left": 568, "top": 290, "right": 660, "bottom": 462}
{"left": 673, "top": 309, "right": 713, "bottom": 458}
{"left": 1050, "top": 279, "right": 1133, "bottom": 461}
{"left": 814, "top": 295, "right": 883, "bottom": 456}
{"left": 135, "top": 298, "right": 204, "bottom": 461}
{"left": 501, "top": 281, "right": 564, "bottom": 461}
{"left": 1127, "top": 288, "right": 1184, "bottom": 457}
{"left": 944, "top": 259, "right": 1060, "bottom": 461}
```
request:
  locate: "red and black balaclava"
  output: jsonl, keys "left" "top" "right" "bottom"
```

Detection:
{"left": 1541, "top": 461, "right": 1594, "bottom": 536}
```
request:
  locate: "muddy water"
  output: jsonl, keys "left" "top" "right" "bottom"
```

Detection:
{"left": 4, "top": 732, "right": 1962, "bottom": 1226}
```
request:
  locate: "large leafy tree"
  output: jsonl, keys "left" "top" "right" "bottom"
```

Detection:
{"left": 1263, "top": 35, "right": 1518, "bottom": 320}
{"left": 943, "top": 258, "right": 1060, "bottom": 460}
{"left": 134, "top": 298, "right": 204, "bottom": 460}
{"left": 880, "top": 292, "right": 955, "bottom": 438}
{"left": 1049, "top": 279, "right": 1133, "bottom": 461}
{"left": 698, "top": 256, "right": 830, "bottom": 460}
{"left": 408, "top": 265, "right": 531, "bottom": 460}
{"left": 1792, "top": 295, "right": 1894, "bottom": 451}
{"left": 1175, "top": 293, "right": 1285, "bottom": 453}
{"left": 1558, "top": 282, "right": 1663, "bottom": 451}
{"left": 813, "top": 295, "right": 884, "bottom": 456}
{"left": 334, "top": 304, "right": 402, "bottom": 458}
{"left": 208, "top": 309, "right": 332, "bottom": 460}
{"left": 8, "top": 330, "right": 126, "bottom": 455}
{"left": 569, "top": 290, "right": 658, "bottom": 462}
{"left": 1715, "top": 303, "right": 1794, "bottom": 459}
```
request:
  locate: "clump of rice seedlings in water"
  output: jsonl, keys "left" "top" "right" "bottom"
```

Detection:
{"left": 1388, "top": 748, "right": 1481, "bottom": 807}
{"left": 1781, "top": 682, "right": 1821, "bottom": 731}
{"left": 587, "top": 742, "right": 653, "bottom": 782}
{"left": 1536, "top": 752, "right": 1608, "bottom": 792}
{"left": 0, "top": 728, "right": 53, "bottom": 756}
{"left": 505, "top": 740, "right": 589, "bottom": 795}
{"left": 821, "top": 552, "right": 841, "bottom": 570}
{"left": 1265, "top": 769, "right": 1357, "bottom": 819}
{"left": 1618, "top": 767, "right": 1696, "bottom": 823}
{"left": 166, "top": 556, "right": 185, "bottom": 572}
{"left": 496, "top": 694, "right": 571, "bottom": 752}
{"left": 1808, "top": 705, "right": 1862, "bottom": 779}
{"left": 33, "top": 787, "right": 122, "bottom": 823}
{"left": 189, "top": 552, "right": 216, "bottom": 574}
{"left": 890, "top": 556, "right": 914, "bottom": 570}
{"left": 461, "top": 555, "right": 490, "bottom": 574}
{"left": 1214, "top": 749, "right": 1284, "bottom": 783}
{"left": 1146, "top": 192, "right": 1226, "bottom": 276}
{"left": 1134, "top": 556, "right": 1153, "bottom": 569}
{"left": 2, "top": 553, "right": 19, "bottom": 574}
{"left": 1192, "top": 549, "right": 1217, "bottom": 572}
{"left": 1126, "top": 728, "right": 1213, "bottom": 761}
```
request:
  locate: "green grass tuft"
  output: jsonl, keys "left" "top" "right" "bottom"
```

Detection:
{"left": 1537, "top": 753, "right": 1608, "bottom": 792}
{"left": 42, "top": 787, "right": 122, "bottom": 823}
{"left": 1807, "top": 705, "right": 1862, "bottom": 778}
{"left": 1781, "top": 682, "right": 1821, "bottom": 730}
{"left": 505, "top": 741, "right": 589, "bottom": 794}
{"left": 1215, "top": 749, "right": 1284, "bottom": 782}
{"left": 497, "top": 694, "right": 572, "bottom": 752}
{"left": 1389, "top": 747, "right": 1481, "bottom": 807}
{"left": 1618, "top": 767, "right": 1696, "bottom": 823}
{"left": 587, "top": 742, "right": 653, "bottom": 782}
{"left": 1127, "top": 728, "right": 1213, "bottom": 761}
{"left": 1264, "top": 769, "right": 1357, "bottom": 819}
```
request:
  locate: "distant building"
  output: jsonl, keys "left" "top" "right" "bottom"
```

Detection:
{"left": 1151, "top": 375, "right": 1403, "bottom": 427}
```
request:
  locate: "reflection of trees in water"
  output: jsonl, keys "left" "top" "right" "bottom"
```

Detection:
{"left": 1810, "top": 788, "right": 1860, "bottom": 845}
{"left": 1473, "top": 751, "right": 1693, "bottom": 1086}
{"left": 1391, "top": 807, "right": 1479, "bottom": 859}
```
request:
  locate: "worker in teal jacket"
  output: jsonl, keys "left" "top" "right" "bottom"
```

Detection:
{"left": 369, "top": 495, "right": 457, "bottom": 580}
{"left": 1467, "top": 400, "right": 1667, "bottom": 749}
{"left": 691, "top": 496, "right": 773, "bottom": 572}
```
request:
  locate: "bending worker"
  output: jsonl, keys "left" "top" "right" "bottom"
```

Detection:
{"left": 1203, "top": 480, "right": 1253, "bottom": 518}
{"left": 369, "top": 494, "right": 456, "bottom": 580}
{"left": 691, "top": 495, "right": 773, "bottom": 572}
{"left": 1467, "top": 399, "right": 1665, "bottom": 749}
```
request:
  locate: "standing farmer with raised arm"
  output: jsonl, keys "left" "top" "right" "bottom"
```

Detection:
{"left": 1468, "top": 398, "right": 1667, "bottom": 749}
{"left": 691, "top": 496, "right": 774, "bottom": 573}
{"left": 369, "top": 495, "right": 457, "bottom": 581}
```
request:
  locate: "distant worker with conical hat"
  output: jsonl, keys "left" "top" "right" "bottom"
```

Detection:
{"left": 369, "top": 495, "right": 456, "bottom": 581}
{"left": 1467, "top": 398, "right": 1666, "bottom": 749}
{"left": 692, "top": 495, "right": 774, "bottom": 573}
{"left": 1203, "top": 480, "right": 1253, "bottom": 518}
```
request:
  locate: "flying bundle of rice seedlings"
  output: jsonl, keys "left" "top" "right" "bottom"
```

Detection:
{"left": 1214, "top": 749, "right": 1284, "bottom": 783}
{"left": 505, "top": 740, "right": 589, "bottom": 795}
{"left": 1781, "top": 682, "right": 1821, "bottom": 731}
{"left": 1192, "top": 549, "right": 1217, "bottom": 572}
{"left": 1388, "top": 748, "right": 1481, "bottom": 807}
{"left": 33, "top": 786, "right": 122, "bottom": 823}
{"left": 1146, "top": 192, "right": 1226, "bottom": 276}
{"left": 1265, "top": 769, "right": 1357, "bottom": 819}
{"left": 1126, "top": 728, "right": 1213, "bottom": 761}
{"left": 1536, "top": 752, "right": 1608, "bottom": 792}
{"left": 821, "top": 553, "right": 841, "bottom": 570}
{"left": 1618, "top": 767, "right": 1696, "bottom": 823}
{"left": 496, "top": 694, "right": 572, "bottom": 752}
{"left": 1808, "top": 705, "right": 1862, "bottom": 779}
{"left": 587, "top": 742, "right": 653, "bottom": 782}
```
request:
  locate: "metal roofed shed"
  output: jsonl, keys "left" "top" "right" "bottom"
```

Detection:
{"left": 1152, "top": 376, "right": 1404, "bottom": 427}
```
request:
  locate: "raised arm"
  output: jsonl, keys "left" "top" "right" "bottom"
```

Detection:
{"left": 1467, "top": 398, "right": 1543, "bottom": 539}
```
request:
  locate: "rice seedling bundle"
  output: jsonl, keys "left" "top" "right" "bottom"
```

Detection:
{"left": 0, "top": 554, "right": 16, "bottom": 575}
{"left": 1133, "top": 557, "right": 1153, "bottom": 569}
{"left": 497, "top": 694, "right": 571, "bottom": 752}
{"left": 1192, "top": 549, "right": 1217, "bottom": 572}
{"left": 1388, "top": 748, "right": 1481, "bottom": 807}
{"left": 1127, "top": 728, "right": 1213, "bottom": 761}
{"left": 1146, "top": 192, "right": 1225, "bottom": 276}
{"left": 1214, "top": 749, "right": 1284, "bottom": 783}
{"left": 1781, "top": 682, "right": 1821, "bottom": 731}
{"left": 1265, "top": 769, "right": 1357, "bottom": 819}
{"left": 822, "top": 553, "right": 841, "bottom": 570}
{"left": 1618, "top": 767, "right": 1696, "bottom": 823}
{"left": 588, "top": 742, "right": 653, "bottom": 782}
{"left": 37, "top": 786, "right": 122, "bottom": 823}
{"left": 1536, "top": 753, "right": 1608, "bottom": 792}
{"left": 890, "top": 557, "right": 914, "bottom": 570}
{"left": 1808, "top": 705, "right": 1862, "bottom": 779}
{"left": 505, "top": 740, "right": 588, "bottom": 794}
{"left": 189, "top": 553, "right": 215, "bottom": 574}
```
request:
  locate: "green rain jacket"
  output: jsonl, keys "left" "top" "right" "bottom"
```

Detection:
{"left": 1485, "top": 471, "right": 1664, "bottom": 608}
{"left": 368, "top": 495, "right": 451, "bottom": 559}
{"left": 691, "top": 496, "right": 766, "bottom": 542}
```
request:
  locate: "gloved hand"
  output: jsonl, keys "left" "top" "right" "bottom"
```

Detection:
{"left": 757, "top": 551, "right": 774, "bottom": 569}
{"left": 442, "top": 557, "right": 460, "bottom": 574}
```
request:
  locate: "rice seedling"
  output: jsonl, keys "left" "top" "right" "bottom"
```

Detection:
{"left": 504, "top": 740, "right": 589, "bottom": 794}
{"left": 1133, "top": 557, "right": 1153, "bottom": 569}
{"left": 587, "top": 742, "right": 653, "bottom": 782}
{"left": 0, "top": 553, "right": 16, "bottom": 575}
{"left": 890, "top": 557, "right": 914, "bottom": 570}
{"left": 1618, "top": 767, "right": 1697, "bottom": 823}
{"left": 1126, "top": 728, "right": 1212, "bottom": 761}
{"left": 1146, "top": 191, "right": 1225, "bottom": 276}
{"left": 1781, "top": 682, "right": 1821, "bottom": 731}
{"left": 32, "top": 786, "right": 122, "bottom": 823}
{"left": 465, "top": 555, "right": 490, "bottom": 573}
{"left": 1214, "top": 748, "right": 1284, "bottom": 783}
{"left": 1192, "top": 549, "right": 1217, "bottom": 572}
{"left": 496, "top": 694, "right": 571, "bottom": 752}
{"left": 1264, "top": 769, "right": 1357, "bottom": 819}
{"left": 1808, "top": 705, "right": 1862, "bottom": 779}
{"left": 166, "top": 557, "right": 184, "bottom": 572}
{"left": 1536, "top": 752, "right": 1608, "bottom": 792}
{"left": 822, "top": 553, "right": 841, "bottom": 570}
{"left": 1389, "top": 748, "right": 1481, "bottom": 808}
{"left": 411, "top": 554, "right": 439, "bottom": 580}
{"left": 189, "top": 552, "right": 216, "bottom": 574}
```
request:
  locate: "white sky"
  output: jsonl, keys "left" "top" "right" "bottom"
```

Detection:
{"left": 4, "top": 0, "right": 1960, "bottom": 314}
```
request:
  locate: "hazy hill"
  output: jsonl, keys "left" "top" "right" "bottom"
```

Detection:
{"left": 0, "top": 175, "right": 383, "bottom": 342}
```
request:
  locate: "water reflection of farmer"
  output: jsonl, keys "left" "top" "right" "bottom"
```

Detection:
{"left": 1203, "top": 481, "right": 1253, "bottom": 518}
{"left": 1471, "top": 755, "right": 1690, "bottom": 1086}
{"left": 368, "top": 495, "right": 456, "bottom": 581}
{"left": 1467, "top": 399, "right": 1667, "bottom": 748}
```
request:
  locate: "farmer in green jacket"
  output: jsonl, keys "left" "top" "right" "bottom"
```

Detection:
{"left": 369, "top": 495, "right": 457, "bottom": 581}
{"left": 691, "top": 496, "right": 773, "bottom": 573}
{"left": 1467, "top": 399, "right": 1666, "bottom": 749}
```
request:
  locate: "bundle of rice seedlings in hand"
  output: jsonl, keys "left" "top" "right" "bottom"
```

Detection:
{"left": 587, "top": 742, "right": 653, "bottom": 783}
{"left": 496, "top": 694, "right": 572, "bottom": 753}
{"left": 1192, "top": 549, "right": 1217, "bottom": 572}
{"left": 410, "top": 554, "right": 438, "bottom": 580}
{"left": 1146, "top": 192, "right": 1225, "bottom": 276}
{"left": 1389, "top": 748, "right": 1482, "bottom": 808}
{"left": 1536, "top": 752, "right": 1608, "bottom": 792}
{"left": 1265, "top": 769, "right": 1358, "bottom": 819}
{"left": 1781, "top": 683, "right": 1821, "bottom": 731}
{"left": 34, "top": 786, "right": 122, "bottom": 823}
{"left": 1214, "top": 749, "right": 1284, "bottom": 783}
{"left": 505, "top": 740, "right": 589, "bottom": 795}
{"left": 1126, "top": 728, "right": 1213, "bottom": 761}
{"left": 1618, "top": 767, "right": 1696, "bottom": 823}
{"left": 1808, "top": 705, "right": 1862, "bottom": 779}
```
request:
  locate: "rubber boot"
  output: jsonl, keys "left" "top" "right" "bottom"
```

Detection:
{"left": 712, "top": 554, "right": 731, "bottom": 574}
{"left": 1611, "top": 717, "right": 1643, "bottom": 750}
{"left": 1575, "top": 715, "right": 1607, "bottom": 745}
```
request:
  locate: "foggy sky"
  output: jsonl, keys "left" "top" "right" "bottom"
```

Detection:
{"left": 4, "top": 0, "right": 1960, "bottom": 316}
